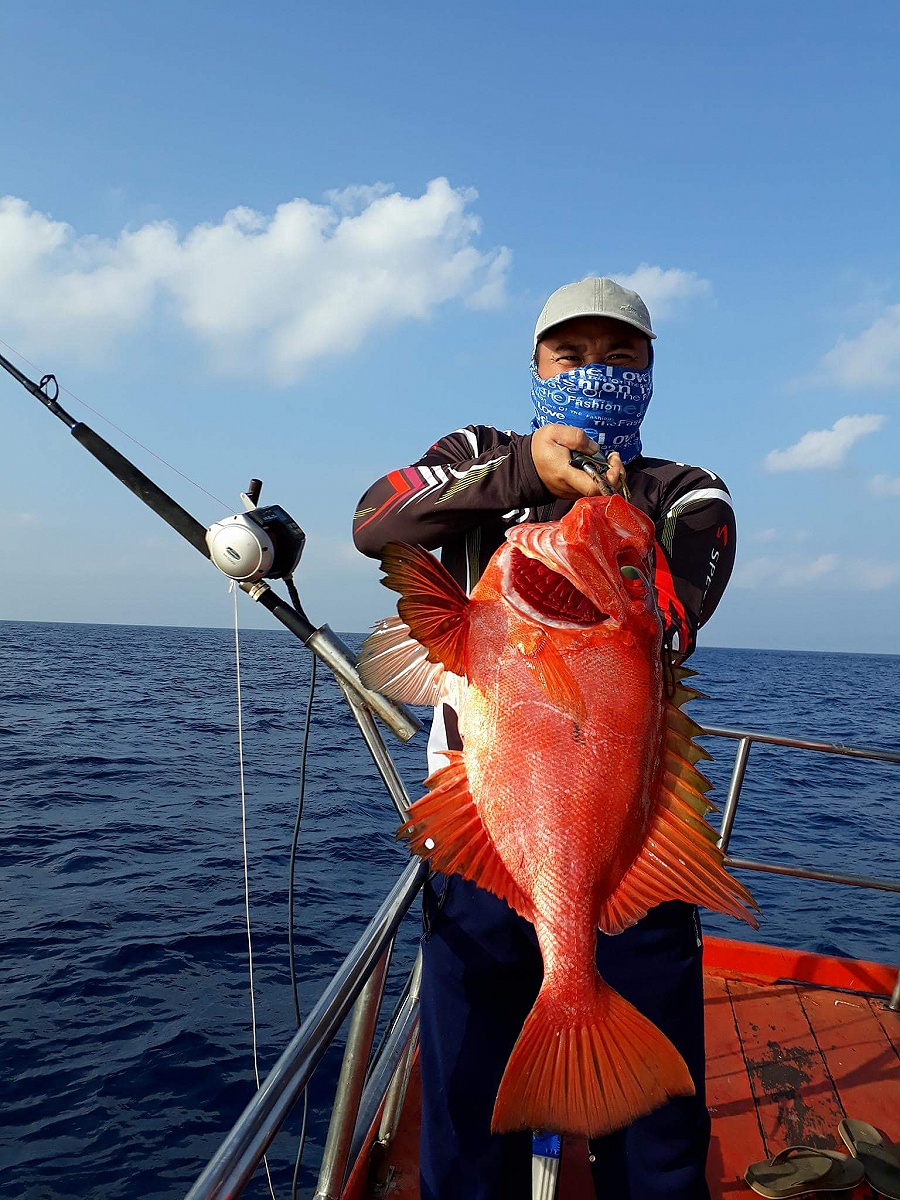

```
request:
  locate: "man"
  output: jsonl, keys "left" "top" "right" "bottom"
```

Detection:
{"left": 353, "top": 278, "right": 736, "bottom": 1199}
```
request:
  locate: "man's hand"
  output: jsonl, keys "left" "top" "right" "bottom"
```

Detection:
{"left": 531, "top": 425, "right": 626, "bottom": 500}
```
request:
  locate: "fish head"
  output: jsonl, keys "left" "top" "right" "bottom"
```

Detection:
{"left": 497, "top": 495, "right": 661, "bottom": 641}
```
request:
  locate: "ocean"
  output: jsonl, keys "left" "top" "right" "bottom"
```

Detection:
{"left": 1, "top": 620, "right": 898, "bottom": 1199}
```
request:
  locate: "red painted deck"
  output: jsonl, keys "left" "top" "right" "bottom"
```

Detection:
{"left": 344, "top": 938, "right": 900, "bottom": 1199}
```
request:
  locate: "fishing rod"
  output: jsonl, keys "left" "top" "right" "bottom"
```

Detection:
{"left": 0, "top": 347, "right": 420, "bottom": 745}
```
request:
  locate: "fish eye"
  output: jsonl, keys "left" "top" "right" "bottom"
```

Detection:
{"left": 620, "top": 565, "right": 642, "bottom": 581}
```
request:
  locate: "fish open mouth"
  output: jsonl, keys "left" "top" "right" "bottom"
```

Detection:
{"left": 507, "top": 547, "right": 608, "bottom": 626}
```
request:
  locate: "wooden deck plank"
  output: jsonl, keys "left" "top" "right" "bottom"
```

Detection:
{"left": 800, "top": 988, "right": 900, "bottom": 1144}
{"left": 728, "top": 979, "right": 844, "bottom": 1154}
{"left": 869, "top": 995, "right": 900, "bottom": 1060}
{"left": 703, "top": 974, "right": 766, "bottom": 1198}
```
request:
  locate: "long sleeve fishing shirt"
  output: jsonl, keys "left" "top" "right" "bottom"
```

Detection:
{"left": 353, "top": 425, "right": 736, "bottom": 761}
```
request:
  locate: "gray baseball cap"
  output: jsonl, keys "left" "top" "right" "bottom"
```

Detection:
{"left": 534, "top": 277, "right": 656, "bottom": 347}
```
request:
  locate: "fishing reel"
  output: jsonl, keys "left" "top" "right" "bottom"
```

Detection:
{"left": 205, "top": 479, "right": 306, "bottom": 583}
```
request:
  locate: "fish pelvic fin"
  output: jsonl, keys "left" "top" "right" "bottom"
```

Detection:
{"left": 520, "top": 635, "right": 586, "bottom": 723}
{"left": 491, "top": 977, "right": 694, "bottom": 1137}
{"left": 598, "top": 688, "right": 759, "bottom": 935}
{"left": 377, "top": 542, "right": 470, "bottom": 677}
{"left": 397, "top": 752, "right": 534, "bottom": 921}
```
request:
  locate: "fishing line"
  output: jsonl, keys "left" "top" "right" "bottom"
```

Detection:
{"left": 288, "top": 648, "right": 316, "bottom": 1198}
{"left": 231, "top": 582, "right": 278, "bottom": 1200}
{"left": 0, "top": 334, "right": 228, "bottom": 508}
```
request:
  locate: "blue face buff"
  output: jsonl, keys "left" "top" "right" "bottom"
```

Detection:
{"left": 530, "top": 360, "right": 653, "bottom": 463}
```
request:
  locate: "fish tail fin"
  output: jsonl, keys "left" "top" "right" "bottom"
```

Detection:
{"left": 491, "top": 978, "right": 694, "bottom": 1138}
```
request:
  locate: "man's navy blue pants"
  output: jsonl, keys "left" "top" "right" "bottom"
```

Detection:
{"left": 418, "top": 874, "right": 711, "bottom": 1200}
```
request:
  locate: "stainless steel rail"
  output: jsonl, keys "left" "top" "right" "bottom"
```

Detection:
{"left": 372, "top": 952, "right": 423, "bottom": 1155}
{"left": 304, "top": 623, "right": 420, "bottom": 744}
{"left": 184, "top": 858, "right": 427, "bottom": 1200}
{"left": 313, "top": 949, "right": 393, "bottom": 1200}
{"left": 338, "top": 680, "right": 413, "bottom": 821}
{"left": 348, "top": 953, "right": 423, "bottom": 1170}
{"left": 702, "top": 724, "right": 900, "bottom": 1010}
{"left": 309, "top": 685, "right": 416, "bottom": 1199}
{"left": 703, "top": 722, "right": 900, "bottom": 763}
{"left": 724, "top": 857, "right": 900, "bottom": 894}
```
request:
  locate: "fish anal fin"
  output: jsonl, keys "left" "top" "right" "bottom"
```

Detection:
{"left": 398, "top": 752, "right": 533, "bottom": 921}
{"left": 380, "top": 542, "right": 470, "bottom": 676}
{"left": 358, "top": 616, "right": 445, "bottom": 706}
{"left": 491, "top": 979, "right": 694, "bottom": 1137}
{"left": 598, "top": 788, "right": 759, "bottom": 934}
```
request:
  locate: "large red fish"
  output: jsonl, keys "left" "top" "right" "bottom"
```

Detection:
{"left": 359, "top": 494, "right": 757, "bottom": 1137}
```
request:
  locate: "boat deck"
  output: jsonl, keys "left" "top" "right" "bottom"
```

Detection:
{"left": 347, "top": 938, "right": 900, "bottom": 1199}
{"left": 702, "top": 938, "right": 899, "bottom": 1198}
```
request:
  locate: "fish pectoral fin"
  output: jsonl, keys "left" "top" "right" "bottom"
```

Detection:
{"left": 598, "top": 695, "right": 759, "bottom": 935}
{"left": 358, "top": 616, "right": 447, "bottom": 705}
{"left": 491, "top": 978, "right": 693, "bottom": 1137}
{"left": 397, "top": 752, "right": 533, "bottom": 921}
{"left": 521, "top": 637, "right": 586, "bottom": 722}
{"left": 377, "top": 542, "right": 471, "bottom": 676}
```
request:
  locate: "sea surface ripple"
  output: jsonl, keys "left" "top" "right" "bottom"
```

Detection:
{"left": 0, "top": 621, "right": 897, "bottom": 1199}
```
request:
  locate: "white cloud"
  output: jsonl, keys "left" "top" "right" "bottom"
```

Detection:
{"left": 0, "top": 196, "right": 177, "bottom": 362}
{"left": 734, "top": 554, "right": 839, "bottom": 589}
{"left": 818, "top": 304, "right": 900, "bottom": 388}
{"left": 870, "top": 474, "right": 900, "bottom": 497}
{"left": 747, "top": 528, "right": 778, "bottom": 543}
{"left": 764, "top": 414, "right": 886, "bottom": 472}
{"left": 735, "top": 553, "right": 900, "bottom": 592}
{"left": 611, "top": 264, "right": 712, "bottom": 320}
{"left": 0, "top": 179, "right": 510, "bottom": 382}
{"left": 3, "top": 511, "right": 43, "bottom": 527}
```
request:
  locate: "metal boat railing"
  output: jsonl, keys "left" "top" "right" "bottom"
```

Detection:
{"left": 184, "top": 858, "right": 427, "bottom": 1200}
{"left": 704, "top": 724, "right": 900, "bottom": 1011}
{"left": 184, "top": 723, "right": 900, "bottom": 1200}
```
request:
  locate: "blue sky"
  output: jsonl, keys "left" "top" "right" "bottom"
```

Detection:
{"left": 1, "top": 1, "right": 898, "bottom": 652}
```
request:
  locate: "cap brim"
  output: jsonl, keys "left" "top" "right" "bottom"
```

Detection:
{"left": 535, "top": 310, "right": 656, "bottom": 347}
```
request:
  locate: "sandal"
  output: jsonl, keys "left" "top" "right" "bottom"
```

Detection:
{"left": 745, "top": 1145, "right": 865, "bottom": 1197}
{"left": 838, "top": 1118, "right": 900, "bottom": 1200}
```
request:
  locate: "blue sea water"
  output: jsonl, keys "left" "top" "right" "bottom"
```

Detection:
{"left": 0, "top": 620, "right": 897, "bottom": 1200}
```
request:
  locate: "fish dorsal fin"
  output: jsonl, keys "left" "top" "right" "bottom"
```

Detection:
{"left": 358, "top": 616, "right": 447, "bottom": 706}
{"left": 598, "top": 676, "right": 759, "bottom": 935}
{"left": 398, "top": 752, "right": 534, "bottom": 921}
{"left": 671, "top": 663, "right": 699, "bottom": 681}
{"left": 378, "top": 542, "right": 470, "bottom": 677}
{"left": 664, "top": 749, "right": 714, "bottom": 797}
